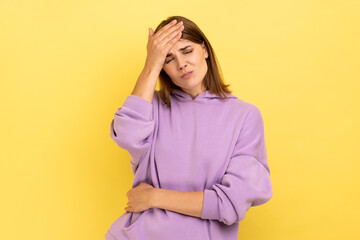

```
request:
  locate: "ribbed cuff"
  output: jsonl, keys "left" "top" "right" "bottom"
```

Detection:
{"left": 119, "top": 95, "right": 153, "bottom": 121}
{"left": 201, "top": 189, "right": 220, "bottom": 220}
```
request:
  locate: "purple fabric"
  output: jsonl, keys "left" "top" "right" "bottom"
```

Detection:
{"left": 105, "top": 89, "right": 273, "bottom": 240}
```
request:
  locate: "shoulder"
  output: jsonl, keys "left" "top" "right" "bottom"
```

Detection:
{"left": 226, "top": 94, "right": 261, "bottom": 116}
{"left": 224, "top": 96, "right": 265, "bottom": 132}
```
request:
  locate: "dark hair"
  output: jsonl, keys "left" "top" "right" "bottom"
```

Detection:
{"left": 154, "top": 16, "right": 232, "bottom": 108}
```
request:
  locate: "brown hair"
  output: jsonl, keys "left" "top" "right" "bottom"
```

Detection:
{"left": 154, "top": 16, "right": 232, "bottom": 108}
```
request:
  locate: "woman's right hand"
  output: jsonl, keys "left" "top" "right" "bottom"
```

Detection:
{"left": 145, "top": 19, "right": 184, "bottom": 72}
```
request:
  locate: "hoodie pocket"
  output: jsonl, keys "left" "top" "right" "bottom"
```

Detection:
{"left": 122, "top": 210, "right": 150, "bottom": 231}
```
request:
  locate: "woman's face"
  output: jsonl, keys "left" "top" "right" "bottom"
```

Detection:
{"left": 162, "top": 39, "right": 209, "bottom": 98}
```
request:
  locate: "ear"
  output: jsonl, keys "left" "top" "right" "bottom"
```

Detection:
{"left": 202, "top": 41, "right": 209, "bottom": 59}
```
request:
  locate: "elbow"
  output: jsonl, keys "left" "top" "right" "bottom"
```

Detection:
{"left": 221, "top": 216, "right": 241, "bottom": 226}
{"left": 109, "top": 119, "right": 132, "bottom": 149}
{"left": 111, "top": 121, "right": 117, "bottom": 137}
{"left": 110, "top": 119, "right": 124, "bottom": 147}
{"left": 219, "top": 191, "right": 273, "bottom": 226}
{"left": 110, "top": 130, "right": 136, "bottom": 150}
{"left": 252, "top": 195, "right": 272, "bottom": 206}
{"left": 110, "top": 117, "right": 154, "bottom": 146}
{"left": 220, "top": 208, "right": 246, "bottom": 226}
{"left": 252, "top": 181, "right": 273, "bottom": 206}
{"left": 109, "top": 119, "right": 138, "bottom": 148}
{"left": 110, "top": 119, "right": 117, "bottom": 138}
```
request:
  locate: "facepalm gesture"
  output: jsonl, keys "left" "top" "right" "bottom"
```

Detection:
{"left": 145, "top": 19, "right": 184, "bottom": 71}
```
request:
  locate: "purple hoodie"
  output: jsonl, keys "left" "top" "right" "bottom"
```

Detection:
{"left": 105, "top": 88, "right": 273, "bottom": 240}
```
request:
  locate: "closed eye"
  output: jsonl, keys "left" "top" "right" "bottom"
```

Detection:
{"left": 165, "top": 50, "right": 193, "bottom": 64}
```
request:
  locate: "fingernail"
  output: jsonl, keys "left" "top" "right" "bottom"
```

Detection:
{"left": 172, "top": 19, "right": 177, "bottom": 24}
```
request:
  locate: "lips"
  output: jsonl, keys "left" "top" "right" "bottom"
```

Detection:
{"left": 181, "top": 71, "right": 193, "bottom": 78}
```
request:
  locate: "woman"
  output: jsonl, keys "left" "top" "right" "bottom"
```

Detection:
{"left": 105, "top": 15, "right": 273, "bottom": 240}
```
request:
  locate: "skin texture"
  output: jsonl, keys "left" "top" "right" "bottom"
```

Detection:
{"left": 124, "top": 29, "right": 209, "bottom": 218}
{"left": 162, "top": 39, "right": 209, "bottom": 99}
{"left": 124, "top": 183, "right": 155, "bottom": 213}
{"left": 131, "top": 20, "right": 184, "bottom": 104}
{"left": 151, "top": 188, "right": 204, "bottom": 218}
{"left": 125, "top": 183, "right": 204, "bottom": 218}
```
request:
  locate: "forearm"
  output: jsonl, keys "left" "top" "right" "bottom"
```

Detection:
{"left": 131, "top": 64, "right": 161, "bottom": 104}
{"left": 151, "top": 188, "right": 204, "bottom": 218}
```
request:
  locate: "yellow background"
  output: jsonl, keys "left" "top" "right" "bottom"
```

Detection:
{"left": 1, "top": 0, "right": 359, "bottom": 239}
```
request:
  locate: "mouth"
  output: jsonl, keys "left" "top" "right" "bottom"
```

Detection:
{"left": 181, "top": 71, "right": 193, "bottom": 79}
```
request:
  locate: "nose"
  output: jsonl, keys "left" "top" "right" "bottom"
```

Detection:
{"left": 177, "top": 55, "right": 187, "bottom": 71}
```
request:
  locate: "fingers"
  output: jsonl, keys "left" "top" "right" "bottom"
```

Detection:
{"left": 148, "top": 27, "right": 154, "bottom": 40}
{"left": 156, "top": 22, "right": 183, "bottom": 51}
{"left": 155, "top": 19, "right": 177, "bottom": 38}
{"left": 157, "top": 21, "right": 183, "bottom": 43}
{"left": 160, "top": 22, "right": 183, "bottom": 43}
{"left": 145, "top": 20, "right": 184, "bottom": 69}
{"left": 147, "top": 21, "right": 183, "bottom": 51}
{"left": 161, "top": 29, "right": 183, "bottom": 50}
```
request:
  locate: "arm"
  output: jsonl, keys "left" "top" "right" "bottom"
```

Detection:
{"left": 151, "top": 188, "right": 204, "bottom": 218}
{"left": 110, "top": 63, "right": 160, "bottom": 159}
{"left": 148, "top": 107, "right": 272, "bottom": 222}
{"left": 201, "top": 106, "right": 273, "bottom": 225}
{"left": 110, "top": 95, "right": 155, "bottom": 168}
{"left": 110, "top": 75, "right": 159, "bottom": 173}
{"left": 131, "top": 63, "right": 161, "bottom": 104}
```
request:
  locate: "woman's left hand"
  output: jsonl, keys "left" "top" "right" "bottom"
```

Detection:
{"left": 125, "top": 182, "right": 155, "bottom": 213}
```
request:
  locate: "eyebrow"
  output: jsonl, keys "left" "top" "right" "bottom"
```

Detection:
{"left": 166, "top": 45, "right": 193, "bottom": 58}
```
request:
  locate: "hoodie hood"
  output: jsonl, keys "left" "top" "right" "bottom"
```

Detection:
{"left": 170, "top": 88, "right": 237, "bottom": 103}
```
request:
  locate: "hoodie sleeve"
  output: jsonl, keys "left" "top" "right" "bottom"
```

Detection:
{"left": 201, "top": 106, "right": 273, "bottom": 225}
{"left": 110, "top": 92, "right": 157, "bottom": 167}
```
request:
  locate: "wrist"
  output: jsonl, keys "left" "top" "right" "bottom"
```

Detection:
{"left": 150, "top": 188, "right": 160, "bottom": 208}
{"left": 143, "top": 62, "right": 162, "bottom": 76}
